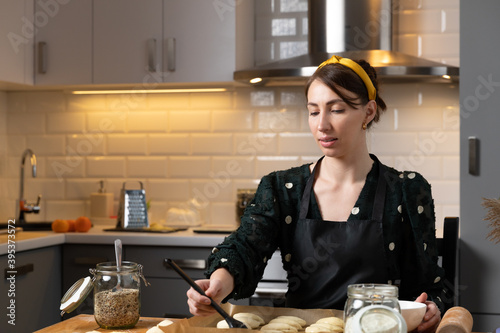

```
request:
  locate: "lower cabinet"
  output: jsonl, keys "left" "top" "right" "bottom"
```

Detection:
{"left": 0, "top": 245, "right": 61, "bottom": 333}
{"left": 61, "top": 244, "right": 115, "bottom": 319}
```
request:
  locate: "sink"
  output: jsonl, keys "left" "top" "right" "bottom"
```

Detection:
{"left": 0, "top": 222, "right": 53, "bottom": 231}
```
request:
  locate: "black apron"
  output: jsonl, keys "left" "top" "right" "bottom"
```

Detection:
{"left": 286, "top": 156, "right": 389, "bottom": 310}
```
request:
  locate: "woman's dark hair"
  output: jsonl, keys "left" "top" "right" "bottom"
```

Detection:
{"left": 305, "top": 59, "right": 387, "bottom": 128}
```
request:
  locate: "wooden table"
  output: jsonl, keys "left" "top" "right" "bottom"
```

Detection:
{"left": 34, "top": 315, "right": 177, "bottom": 332}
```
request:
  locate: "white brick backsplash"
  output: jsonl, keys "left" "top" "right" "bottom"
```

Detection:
{"left": 279, "top": 132, "right": 319, "bottom": 155}
{"left": 398, "top": 9, "right": 443, "bottom": 34}
{"left": 418, "top": 131, "right": 459, "bottom": 155}
{"left": 212, "top": 110, "right": 254, "bottom": 132}
{"left": 396, "top": 108, "right": 443, "bottom": 130}
{"left": 257, "top": 109, "right": 302, "bottom": 132}
{"left": 256, "top": 156, "right": 300, "bottom": 178}
{"left": 66, "top": 179, "right": 99, "bottom": 200}
{"left": 210, "top": 202, "right": 237, "bottom": 227}
{"left": 87, "top": 157, "right": 126, "bottom": 177}
{"left": 128, "top": 111, "right": 168, "bottom": 133}
{"left": 47, "top": 112, "right": 86, "bottom": 133}
{"left": 190, "top": 92, "right": 233, "bottom": 109}
{"left": 46, "top": 157, "right": 85, "bottom": 179}
{"left": 421, "top": 33, "right": 460, "bottom": 58}
{"left": 25, "top": 91, "right": 66, "bottom": 113}
{"left": 370, "top": 132, "right": 418, "bottom": 155}
{"left": 170, "top": 110, "right": 211, "bottom": 132}
{"left": 25, "top": 179, "right": 64, "bottom": 200}
{"left": 27, "top": 135, "right": 66, "bottom": 155}
{"left": 148, "top": 93, "right": 190, "bottom": 110}
{"left": 46, "top": 200, "right": 86, "bottom": 220}
{"left": 7, "top": 113, "right": 45, "bottom": 135}
{"left": 191, "top": 134, "right": 233, "bottom": 155}
{"left": 106, "top": 93, "right": 148, "bottom": 112}
{"left": 107, "top": 134, "right": 147, "bottom": 155}
{"left": 127, "top": 156, "right": 167, "bottom": 178}
{"left": 419, "top": 84, "right": 460, "bottom": 107}
{"left": 6, "top": 136, "right": 26, "bottom": 156}
{"left": 67, "top": 134, "right": 106, "bottom": 156}
{"left": 67, "top": 94, "right": 107, "bottom": 112}
{"left": 147, "top": 179, "right": 190, "bottom": 201}
{"left": 212, "top": 156, "right": 255, "bottom": 179}
{"left": 149, "top": 134, "right": 190, "bottom": 155}
{"left": 169, "top": 156, "right": 211, "bottom": 178}
{"left": 430, "top": 180, "right": 460, "bottom": 205}
{"left": 443, "top": 156, "right": 460, "bottom": 180}
{"left": 7, "top": 92, "right": 28, "bottom": 113}
{"left": 234, "top": 133, "right": 278, "bottom": 155}
{"left": 87, "top": 112, "right": 126, "bottom": 133}
{"left": 191, "top": 179, "right": 233, "bottom": 202}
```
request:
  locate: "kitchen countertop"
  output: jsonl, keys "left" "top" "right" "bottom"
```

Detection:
{"left": 0, "top": 225, "right": 230, "bottom": 255}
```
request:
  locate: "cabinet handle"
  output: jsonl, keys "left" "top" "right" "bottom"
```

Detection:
{"left": 37, "top": 42, "right": 47, "bottom": 74}
{"left": 147, "top": 38, "right": 157, "bottom": 72}
{"left": 164, "top": 259, "right": 206, "bottom": 270}
{"left": 468, "top": 136, "right": 479, "bottom": 175}
{"left": 4, "top": 263, "right": 34, "bottom": 279}
{"left": 166, "top": 37, "right": 176, "bottom": 72}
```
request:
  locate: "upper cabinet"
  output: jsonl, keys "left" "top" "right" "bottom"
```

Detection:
{"left": 34, "top": 0, "right": 92, "bottom": 85}
{"left": 93, "top": 0, "right": 163, "bottom": 84}
{"left": 32, "top": 0, "right": 236, "bottom": 86}
{"left": 162, "top": 0, "right": 235, "bottom": 83}
{"left": 0, "top": 0, "right": 34, "bottom": 85}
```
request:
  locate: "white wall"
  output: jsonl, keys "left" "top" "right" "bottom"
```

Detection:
{"left": 0, "top": 0, "right": 460, "bottom": 234}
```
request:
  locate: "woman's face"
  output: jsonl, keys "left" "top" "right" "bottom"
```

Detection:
{"left": 307, "top": 79, "right": 375, "bottom": 158}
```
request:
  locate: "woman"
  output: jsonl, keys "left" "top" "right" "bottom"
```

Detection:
{"left": 187, "top": 56, "right": 446, "bottom": 332}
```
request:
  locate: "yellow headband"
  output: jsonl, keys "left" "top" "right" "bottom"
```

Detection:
{"left": 317, "top": 55, "right": 376, "bottom": 101}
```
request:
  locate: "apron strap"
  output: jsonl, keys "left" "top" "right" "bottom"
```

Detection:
{"left": 298, "top": 156, "right": 324, "bottom": 220}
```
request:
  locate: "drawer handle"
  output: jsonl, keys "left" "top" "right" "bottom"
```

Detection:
{"left": 4, "top": 263, "right": 34, "bottom": 279}
{"left": 166, "top": 37, "right": 176, "bottom": 72}
{"left": 38, "top": 41, "right": 47, "bottom": 74}
{"left": 165, "top": 259, "right": 206, "bottom": 270}
{"left": 147, "top": 38, "right": 157, "bottom": 72}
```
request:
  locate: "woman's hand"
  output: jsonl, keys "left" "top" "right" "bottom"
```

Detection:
{"left": 413, "top": 292, "right": 441, "bottom": 332}
{"left": 186, "top": 268, "right": 234, "bottom": 316}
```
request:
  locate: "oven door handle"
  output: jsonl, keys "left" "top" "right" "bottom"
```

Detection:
{"left": 254, "top": 287, "right": 288, "bottom": 295}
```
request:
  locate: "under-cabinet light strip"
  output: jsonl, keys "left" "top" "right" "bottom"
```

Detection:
{"left": 70, "top": 88, "right": 227, "bottom": 95}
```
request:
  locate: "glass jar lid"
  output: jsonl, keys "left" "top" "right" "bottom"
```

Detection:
{"left": 347, "top": 284, "right": 399, "bottom": 298}
{"left": 60, "top": 276, "right": 93, "bottom": 315}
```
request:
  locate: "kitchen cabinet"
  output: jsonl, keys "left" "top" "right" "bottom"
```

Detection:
{"left": 34, "top": 0, "right": 92, "bottom": 85}
{"left": 459, "top": 0, "right": 500, "bottom": 330}
{"left": 61, "top": 244, "right": 115, "bottom": 319}
{"left": 0, "top": 0, "right": 34, "bottom": 85}
{"left": 93, "top": 0, "right": 163, "bottom": 84}
{"left": 0, "top": 245, "right": 61, "bottom": 333}
{"left": 162, "top": 0, "right": 235, "bottom": 83}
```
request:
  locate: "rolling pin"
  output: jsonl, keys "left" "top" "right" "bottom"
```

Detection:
{"left": 436, "top": 307, "right": 473, "bottom": 333}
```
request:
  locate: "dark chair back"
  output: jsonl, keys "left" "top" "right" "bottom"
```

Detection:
{"left": 436, "top": 216, "right": 459, "bottom": 308}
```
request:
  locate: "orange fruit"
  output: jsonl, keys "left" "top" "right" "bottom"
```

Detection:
{"left": 52, "top": 219, "right": 69, "bottom": 233}
{"left": 67, "top": 219, "right": 76, "bottom": 232}
{"left": 75, "top": 216, "right": 92, "bottom": 232}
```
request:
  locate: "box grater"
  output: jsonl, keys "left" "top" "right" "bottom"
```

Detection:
{"left": 116, "top": 181, "right": 149, "bottom": 229}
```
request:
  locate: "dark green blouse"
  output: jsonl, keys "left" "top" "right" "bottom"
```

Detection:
{"left": 207, "top": 155, "right": 450, "bottom": 311}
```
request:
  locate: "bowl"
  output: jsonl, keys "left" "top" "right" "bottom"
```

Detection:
{"left": 399, "top": 300, "right": 426, "bottom": 332}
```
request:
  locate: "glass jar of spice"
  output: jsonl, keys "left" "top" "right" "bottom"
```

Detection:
{"left": 60, "top": 261, "right": 149, "bottom": 330}
{"left": 344, "top": 284, "right": 402, "bottom": 333}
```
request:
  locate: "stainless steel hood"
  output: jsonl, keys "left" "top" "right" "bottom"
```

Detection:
{"left": 234, "top": 0, "right": 459, "bottom": 85}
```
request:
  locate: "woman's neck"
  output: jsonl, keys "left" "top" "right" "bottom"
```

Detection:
{"left": 317, "top": 151, "right": 374, "bottom": 186}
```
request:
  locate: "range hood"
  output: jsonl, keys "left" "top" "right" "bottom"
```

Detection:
{"left": 234, "top": 0, "right": 459, "bottom": 85}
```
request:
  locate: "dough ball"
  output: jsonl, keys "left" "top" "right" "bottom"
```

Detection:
{"left": 310, "top": 322, "right": 343, "bottom": 333}
{"left": 146, "top": 326, "right": 164, "bottom": 333}
{"left": 260, "top": 322, "right": 299, "bottom": 332}
{"left": 217, "top": 319, "right": 250, "bottom": 329}
{"left": 316, "top": 317, "right": 345, "bottom": 328}
{"left": 234, "top": 313, "right": 263, "bottom": 328}
{"left": 235, "top": 312, "right": 265, "bottom": 325}
{"left": 157, "top": 319, "right": 174, "bottom": 327}
{"left": 269, "top": 317, "right": 303, "bottom": 329}
{"left": 305, "top": 326, "right": 331, "bottom": 333}
{"left": 275, "top": 315, "right": 307, "bottom": 327}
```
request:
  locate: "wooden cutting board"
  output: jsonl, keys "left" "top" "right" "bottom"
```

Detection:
{"left": 34, "top": 314, "right": 175, "bottom": 332}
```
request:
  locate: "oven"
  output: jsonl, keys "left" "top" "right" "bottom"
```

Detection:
{"left": 250, "top": 251, "right": 288, "bottom": 307}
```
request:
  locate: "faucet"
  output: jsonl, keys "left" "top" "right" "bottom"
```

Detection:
{"left": 18, "top": 149, "right": 41, "bottom": 224}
